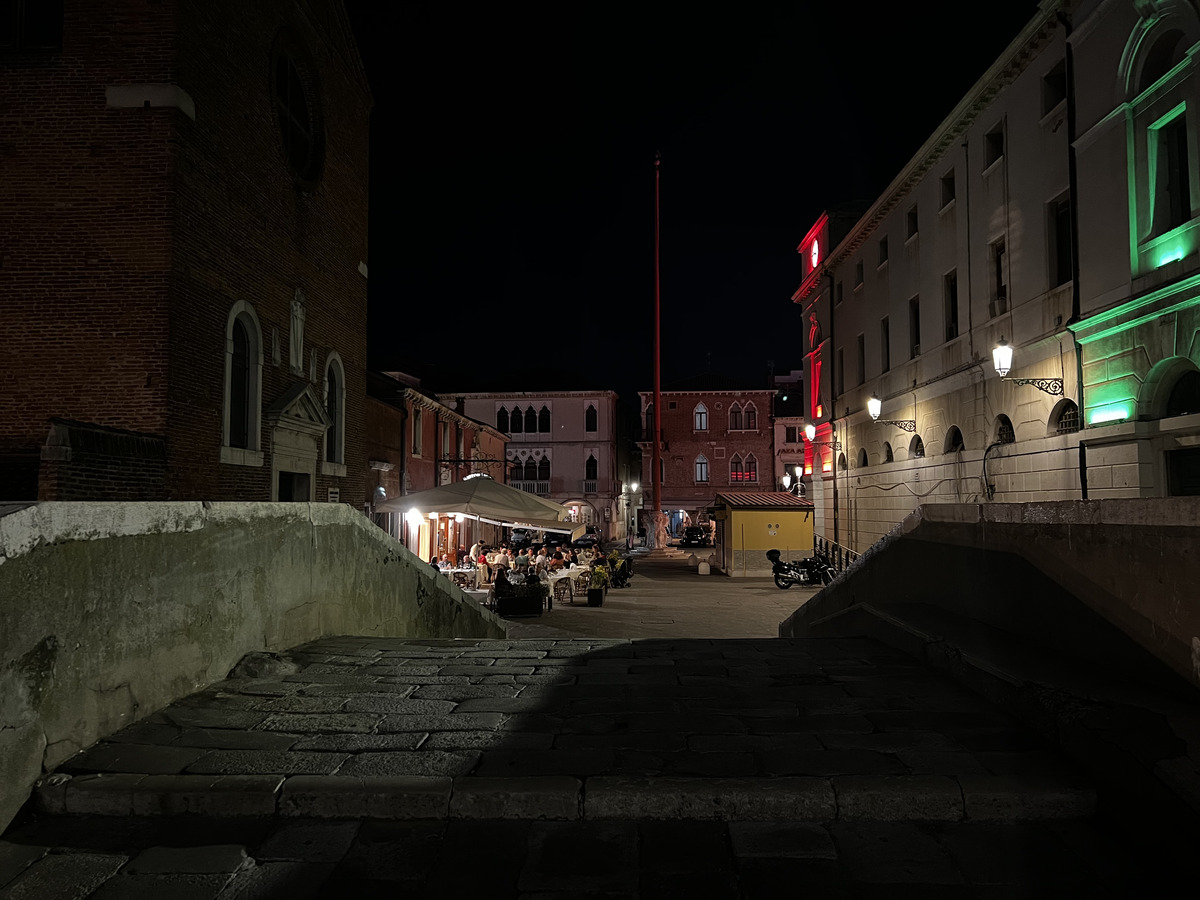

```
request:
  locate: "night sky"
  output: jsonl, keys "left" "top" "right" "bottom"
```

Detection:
{"left": 346, "top": 2, "right": 1040, "bottom": 405}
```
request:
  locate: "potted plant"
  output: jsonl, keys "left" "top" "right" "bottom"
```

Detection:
{"left": 587, "top": 565, "right": 609, "bottom": 607}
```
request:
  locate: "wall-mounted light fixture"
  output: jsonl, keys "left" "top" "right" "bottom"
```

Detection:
{"left": 993, "top": 337, "right": 1064, "bottom": 395}
{"left": 804, "top": 423, "right": 842, "bottom": 449}
{"left": 867, "top": 396, "right": 916, "bottom": 432}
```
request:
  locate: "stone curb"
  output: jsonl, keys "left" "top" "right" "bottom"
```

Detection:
{"left": 36, "top": 774, "right": 282, "bottom": 818}
{"left": 583, "top": 776, "right": 837, "bottom": 821}
{"left": 279, "top": 776, "right": 451, "bottom": 818}
{"left": 448, "top": 776, "right": 582, "bottom": 819}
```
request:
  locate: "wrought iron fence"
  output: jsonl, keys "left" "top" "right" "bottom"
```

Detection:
{"left": 814, "top": 535, "right": 860, "bottom": 577}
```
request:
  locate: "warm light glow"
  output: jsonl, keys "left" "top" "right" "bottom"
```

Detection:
{"left": 810, "top": 240, "right": 820, "bottom": 268}
{"left": 405, "top": 509, "right": 423, "bottom": 524}
{"left": 428, "top": 511, "right": 438, "bottom": 519}
{"left": 454, "top": 514, "right": 464, "bottom": 523}
{"left": 993, "top": 337, "right": 1012, "bottom": 377}
{"left": 867, "top": 396, "right": 882, "bottom": 420}
{"left": 794, "top": 465, "right": 803, "bottom": 478}
{"left": 781, "top": 473, "right": 792, "bottom": 490}
{"left": 630, "top": 482, "right": 638, "bottom": 492}
{"left": 821, "top": 463, "right": 832, "bottom": 472}
{"left": 804, "top": 465, "right": 813, "bottom": 475}
{"left": 815, "top": 404, "right": 823, "bottom": 418}
{"left": 804, "top": 423, "right": 816, "bottom": 442}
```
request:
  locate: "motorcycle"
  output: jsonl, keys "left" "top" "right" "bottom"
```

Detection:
{"left": 766, "top": 548, "right": 833, "bottom": 589}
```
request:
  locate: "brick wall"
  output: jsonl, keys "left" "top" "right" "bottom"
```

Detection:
{"left": 0, "top": 0, "right": 370, "bottom": 508}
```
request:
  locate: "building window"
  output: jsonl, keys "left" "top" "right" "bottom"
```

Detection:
{"left": 1043, "top": 59, "right": 1067, "bottom": 115}
{"left": 585, "top": 404, "right": 598, "bottom": 432}
{"left": 1166, "top": 370, "right": 1200, "bottom": 416}
{"left": 835, "top": 281, "right": 844, "bottom": 305}
{"left": 694, "top": 454, "right": 709, "bottom": 483}
{"left": 985, "top": 121, "right": 1005, "bottom": 169}
{"left": 1156, "top": 113, "right": 1192, "bottom": 234}
{"left": 878, "top": 236, "right": 889, "bottom": 266}
{"left": 944, "top": 426, "right": 965, "bottom": 454}
{"left": 856, "top": 334, "right": 865, "bottom": 386}
{"left": 883, "top": 441, "right": 894, "bottom": 463}
{"left": 940, "top": 169, "right": 956, "bottom": 209}
{"left": 880, "top": 317, "right": 890, "bottom": 373}
{"left": 323, "top": 353, "right": 345, "bottom": 466}
{"left": 836, "top": 347, "right": 844, "bottom": 396}
{"left": 412, "top": 408, "right": 423, "bottom": 455}
{"left": 538, "top": 456, "right": 551, "bottom": 481}
{"left": 855, "top": 261, "right": 864, "bottom": 287}
{"left": 745, "top": 454, "right": 757, "bottom": 482}
{"left": 524, "top": 407, "right": 538, "bottom": 433}
{"left": 538, "top": 406, "right": 551, "bottom": 432}
{"left": 694, "top": 403, "right": 708, "bottom": 431}
{"left": 909, "top": 295, "right": 921, "bottom": 359}
{"left": 440, "top": 421, "right": 450, "bottom": 460}
{"left": 497, "top": 407, "right": 509, "bottom": 433}
{"left": 857, "top": 448, "right": 868, "bottom": 468}
{"left": 510, "top": 407, "right": 523, "bottom": 433}
{"left": 223, "top": 302, "right": 263, "bottom": 460}
{"left": 944, "top": 270, "right": 959, "bottom": 340}
{"left": 730, "top": 455, "right": 743, "bottom": 482}
{"left": 271, "top": 41, "right": 325, "bottom": 185}
{"left": 644, "top": 403, "right": 653, "bottom": 437}
{"left": 996, "top": 414, "right": 1016, "bottom": 444}
{"left": 523, "top": 458, "right": 537, "bottom": 481}
{"left": 910, "top": 435, "right": 925, "bottom": 458}
{"left": 0, "top": 0, "right": 63, "bottom": 51}
{"left": 744, "top": 404, "right": 757, "bottom": 430}
{"left": 729, "top": 404, "right": 743, "bottom": 431}
{"left": 990, "top": 240, "right": 1008, "bottom": 317}
{"left": 785, "top": 425, "right": 798, "bottom": 443}
{"left": 1049, "top": 194, "right": 1072, "bottom": 288}
{"left": 586, "top": 455, "right": 598, "bottom": 480}
{"left": 1054, "top": 400, "right": 1080, "bottom": 435}
{"left": 906, "top": 206, "right": 918, "bottom": 240}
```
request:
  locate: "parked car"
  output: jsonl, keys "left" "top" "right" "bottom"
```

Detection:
{"left": 509, "top": 528, "right": 534, "bottom": 550}
{"left": 679, "top": 526, "right": 711, "bottom": 548}
{"left": 571, "top": 525, "right": 602, "bottom": 549}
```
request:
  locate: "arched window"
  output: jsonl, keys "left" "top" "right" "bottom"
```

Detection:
{"left": 223, "top": 302, "right": 263, "bottom": 461}
{"left": 695, "top": 454, "right": 709, "bottom": 482}
{"left": 944, "top": 425, "right": 965, "bottom": 454}
{"left": 523, "top": 459, "right": 537, "bottom": 481}
{"left": 510, "top": 407, "right": 523, "bottom": 433}
{"left": 729, "top": 404, "right": 743, "bottom": 431}
{"left": 910, "top": 435, "right": 925, "bottom": 458}
{"left": 1141, "top": 29, "right": 1188, "bottom": 94}
{"left": 644, "top": 403, "right": 653, "bottom": 438}
{"left": 537, "top": 456, "right": 550, "bottom": 481}
{"left": 694, "top": 403, "right": 708, "bottom": 431}
{"left": 744, "top": 404, "right": 757, "bottom": 430}
{"left": 585, "top": 454, "right": 598, "bottom": 480}
{"left": 538, "top": 405, "right": 551, "bottom": 432}
{"left": 745, "top": 454, "right": 758, "bottom": 482}
{"left": 838, "top": 452, "right": 848, "bottom": 470}
{"left": 884, "top": 441, "right": 894, "bottom": 463}
{"left": 497, "top": 407, "right": 509, "bottom": 433}
{"left": 324, "top": 352, "right": 345, "bottom": 466}
{"left": 995, "top": 414, "right": 1015, "bottom": 444}
{"left": 1167, "top": 370, "right": 1200, "bottom": 416}
{"left": 1053, "top": 400, "right": 1080, "bottom": 435}
{"left": 857, "top": 448, "right": 868, "bottom": 468}
{"left": 525, "top": 407, "right": 537, "bottom": 433}
{"left": 585, "top": 404, "right": 598, "bottom": 432}
{"left": 730, "top": 455, "right": 743, "bottom": 482}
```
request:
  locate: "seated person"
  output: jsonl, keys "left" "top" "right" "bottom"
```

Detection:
{"left": 514, "top": 549, "right": 530, "bottom": 571}
{"left": 490, "top": 568, "right": 514, "bottom": 606}
{"left": 430, "top": 556, "right": 441, "bottom": 573}
{"left": 524, "top": 569, "right": 540, "bottom": 585}
{"left": 548, "top": 555, "right": 565, "bottom": 572}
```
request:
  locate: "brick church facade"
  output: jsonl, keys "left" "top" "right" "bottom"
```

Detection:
{"left": 0, "top": 0, "right": 371, "bottom": 506}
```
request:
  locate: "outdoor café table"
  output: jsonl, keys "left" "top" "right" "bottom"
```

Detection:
{"left": 445, "top": 568, "right": 475, "bottom": 589}
{"left": 547, "top": 566, "right": 590, "bottom": 603}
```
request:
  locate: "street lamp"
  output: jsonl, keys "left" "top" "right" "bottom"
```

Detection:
{"left": 804, "top": 423, "right": 842, "bottom": 450}
{"left": 867, "top": 396, "right": 917, "bottom": 432}
{"left": 993, "top": 337, "right": 1064, "bottom": 395}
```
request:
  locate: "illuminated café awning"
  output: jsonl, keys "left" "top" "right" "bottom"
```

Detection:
{"left": 374, "top": 475, "right": 570, "bottom": 531}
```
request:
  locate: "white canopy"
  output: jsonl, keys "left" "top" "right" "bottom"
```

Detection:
{"left": 375, "top": 476, "right": 572, "bottom": 532}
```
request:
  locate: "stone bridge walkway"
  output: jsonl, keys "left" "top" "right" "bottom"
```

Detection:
{"left": 1, "top": 633, "right": 1180, "bottom": 897}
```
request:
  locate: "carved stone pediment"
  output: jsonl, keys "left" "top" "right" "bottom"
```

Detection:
{"left": 267, "top": 382, "right": 331, "bottom": 437}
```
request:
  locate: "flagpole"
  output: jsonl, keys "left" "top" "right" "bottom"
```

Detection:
{"left": 652, "top": 151, "right": 664, "bottom": 550}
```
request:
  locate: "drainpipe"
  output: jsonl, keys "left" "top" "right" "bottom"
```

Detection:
{"left": 826, "top": 269, "right": 839, "bottom": 546}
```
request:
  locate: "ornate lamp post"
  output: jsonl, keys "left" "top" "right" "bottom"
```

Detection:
{"left": 866, "top": 396, "right": 916, "bottom": 432}
{"left": 993, "top": 337, "right": 1064, "bottom": 395}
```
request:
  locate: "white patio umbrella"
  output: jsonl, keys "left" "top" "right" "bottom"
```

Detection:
{"left": 374, "top": 476, "right": 572, "bottom": 532}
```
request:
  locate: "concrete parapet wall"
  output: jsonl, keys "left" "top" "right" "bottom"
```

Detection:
{"left": 780, "top": 498, "right": 1200, "bottom": 693}
{"left": 0, "top": 501, "right": 504, "bottom": 832}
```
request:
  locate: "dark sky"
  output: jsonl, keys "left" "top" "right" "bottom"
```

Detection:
{"left": 346, "top": 2, "right": 1040, "bottom": 403}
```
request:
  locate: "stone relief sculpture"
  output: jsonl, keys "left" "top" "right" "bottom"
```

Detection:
{"left": 290, "top": 288, "right": 306, "bottom": 375}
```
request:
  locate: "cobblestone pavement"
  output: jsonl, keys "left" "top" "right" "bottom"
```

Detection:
{"left": 1, "top": 557, "right": 1187, "bottom": 895}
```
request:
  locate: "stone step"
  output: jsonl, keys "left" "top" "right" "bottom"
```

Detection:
{"left": 35, "top": 770, "right": 1096, "bottom": 824}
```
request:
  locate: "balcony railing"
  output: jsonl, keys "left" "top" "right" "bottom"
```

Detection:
{"left": 583, "top": 480, "right": 597, "bottom": 494}
{"left": 511, "top": 480, "right": 550, "bottom": 496}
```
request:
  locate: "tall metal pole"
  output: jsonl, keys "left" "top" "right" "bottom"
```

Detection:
{"left": 652, "top": 152, "right": 663, "bottom": 548}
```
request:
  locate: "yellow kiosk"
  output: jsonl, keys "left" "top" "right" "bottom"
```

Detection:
{"left": 710, "top": 491, "right": 815, "bottom": 577}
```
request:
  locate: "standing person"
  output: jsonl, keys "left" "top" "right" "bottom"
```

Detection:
{"left": 469, "top": 541, "right": 481, "bottom": 563}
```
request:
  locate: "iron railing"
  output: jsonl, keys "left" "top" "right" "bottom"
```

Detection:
{"left": 814, "top": 535, "right": 860, "bottom": 577}
{"left": 511, "top": 480, "right": 550, "bottom": 496}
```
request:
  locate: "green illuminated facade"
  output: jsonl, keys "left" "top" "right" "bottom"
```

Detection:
{"left": 797, "top": 0, "right": 1200, "bottom": 553}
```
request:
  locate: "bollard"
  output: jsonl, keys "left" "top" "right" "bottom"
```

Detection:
{"left": 698, "top": 561, "right": 710, "bottom": 575}
{"left": 687, "top": 553, "right": 698, "bottom": 566}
